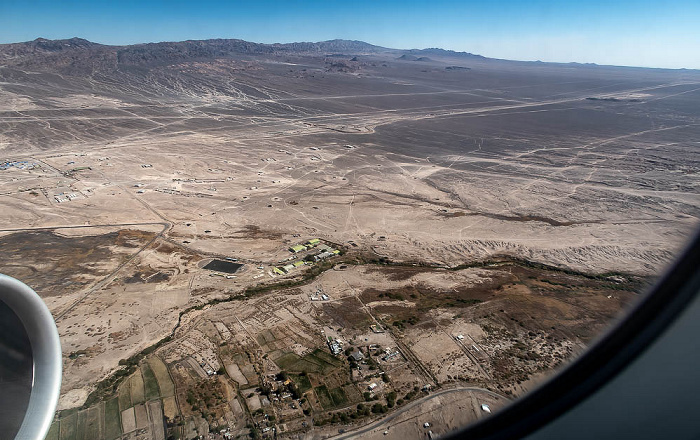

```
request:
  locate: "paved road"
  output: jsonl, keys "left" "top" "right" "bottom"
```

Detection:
{"left": 331, "top": 387, "right": 508, "bottom": 440}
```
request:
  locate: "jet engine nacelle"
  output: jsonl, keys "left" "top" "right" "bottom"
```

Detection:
{"left": 0, "top": 274, "right": 62, "bottom": 440}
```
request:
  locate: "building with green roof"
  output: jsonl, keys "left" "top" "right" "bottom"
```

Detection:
{"left": 289, "top": 244, "right": 307, "bottom": 253}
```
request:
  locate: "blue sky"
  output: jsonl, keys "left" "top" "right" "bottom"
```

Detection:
{"left": 1, "top": 0, "right": 699, "bottom": 69}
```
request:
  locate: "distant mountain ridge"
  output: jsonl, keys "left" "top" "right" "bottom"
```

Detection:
{"left": 405, "top": 47, "right": 485, "bottom": 59}
{"left": 114, "top": 39, "right": 388, "bottom": 65}
{"left": 0, "top": 37, "right": 484, "bottom": 74}
{"left": 0, "top": 37, "right": 388, "bottom": 61}
{"left": 0, "top": 37, "right": 103, "bottom": 60}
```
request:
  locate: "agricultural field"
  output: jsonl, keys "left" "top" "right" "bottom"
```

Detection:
{"left": 314, "top": 385, "right": 350, "bottom": 410}
{"left": 289, "top": 374, "right": 312, "bottom": 393}
{"left": 58, "top": 411, "right": 77, "bottom": 440}
{"left": 45, "top": 423, "right": 59, "bottom": 440}
{"left": 52, "top": 359, "right": 175, "bottom": 440}
{"left": 104, "top": 398, "right": 121, "bottom": 440}
{"left": 141, "top": 363, "right": 161, "bottom": 401}
{"left": 274, "top": 349, "right": 344, "bottom": 374}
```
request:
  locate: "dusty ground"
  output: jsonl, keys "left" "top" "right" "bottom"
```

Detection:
{"left": 0, "top": 227, "right": 197, "bottom": 409}
{"left": 1, "top": 39, "right": 698, "bottom": 438}
{"left": 328, "top": 388, "right": 507, "bottom": 440}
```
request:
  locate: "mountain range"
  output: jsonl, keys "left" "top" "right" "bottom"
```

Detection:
{"left": 0, "top": 37, "right": 485, "bottom": 74}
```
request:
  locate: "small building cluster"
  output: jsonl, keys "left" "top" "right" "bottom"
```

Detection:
{"left": 154, "top": 187, "right": 213, "bottom": 198}
{"left": 310, "top": 286, "right": 330, "bottom": 301}
{"left": 288, "top": 238, "right": 321, "bottom": 253}
{"left": 273, "top": 259, "right": 307, "bottom": 275}
{"left": 1, "top": 160, "right": 38, "bottom": 170}
{"left": 381, "top": 347, "right": 401, "bottom": 362}
{"left": 327, "top": 337, "right": 343, "bottom": 355}
{"left": 350, "top": 350, "right": 365, "bottom": 362}
{"left": 275, "top": 239, "right": 340, "bottom": 275}
{"left": 312, "top": 245, "right": 340, "bottom": 262}
{"left": 54, "top": 192, "right": 80, "bottom": 203}
{"left": 370, "top": 324, "right": 385, "bottom": 333}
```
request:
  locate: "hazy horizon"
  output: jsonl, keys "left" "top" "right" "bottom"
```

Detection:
{"left": 1, "top": 0, "right": 699, "bottom": 70}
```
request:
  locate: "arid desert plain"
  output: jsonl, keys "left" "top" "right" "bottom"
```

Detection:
{"left": 1, "top": 38, "right": 699, "bottom": 440}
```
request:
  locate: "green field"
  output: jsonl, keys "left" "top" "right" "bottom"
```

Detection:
{"left": 328, "top": 387, "right": 349, "bottom": 407}
{"left": 130, "top": 370, "right": 146, "bottom": 405}
{"left": 59, "top": 411, "right": 77, "bottom": 440}
{"left": 141, "top": 363, "right": 161, "bottom": 400}
{"left": 147, "top": 356, "right": 175, "bottom": 397}
{"left": 46, "top": 422, "right": 59, "bottom": 440}
{"left": 306, "top": 349, "right": 343, "bottom": 373}
{"left": 75, "top": 410, "right": 87, "bottom": 440}
{"left": 315, "top": 385, "right": 333, "bottom": 409}
{"left": 314, "top": 384, "right": 350, "bottom": 410}
{"left": 275, "top": 349, "right": 343, "bottom": 374}
{"left": 275, "top": 352, "right": 301, "bottom": 370}
{"left": 118, "top": 378, "right": 132, "bottom": 411}
{"left": 290, "top": 374, "right": 312, "bottom": 393}
{"left": 104, "top": 397, "right": 122, "bottom": 440}
{"left": 83, "top": 405, "right": 102, "bottom": 440}
{"left": 310, "top": 349, "right": 344, "bottom": 367}
{"left": 267, "top": 349, "right": 285, "bottom": 360}
{"left": 315, "top": 385, "right": 349, "bottom": 409}
{"left": 292, "top": 358, "right": 325, "bottom": 373}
